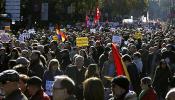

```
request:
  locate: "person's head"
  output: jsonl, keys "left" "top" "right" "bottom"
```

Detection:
{"left": 16, "top": 57, "right": 30, "bottom": 67}
{"left": 0, "top": 47, "right": 6, "bottom": 55}
{"left": 79, "top": 49, "right": 88, "bottom": 58}
{"left": 129, "top": 44, "right": 137, "bottom": 53}
{"left": 53, "top": 75, "right": 75, "bottom": 100}
{"left": 111, "top": 75, "right": 130, "bottom": 99}
{"left": 37, "top": 45, "right": 44, "bottom": 54}
{"left": 122, "top": 54, "right": 132, "bottom": 65}
{"left": 48, "top": 59, "right": 60, "bottom": 71}
{"left": 85, "top": 64, "right": 99, "bottom": 79}
{"left": 10, "top": 48, "right": 20, "bottom": 58}
{"left": 19, "top": 74, "right": 29, "bottom": 93}
{"left": 30, "top": 50, "right": 41, "bottom": 62}
{"left": 0, "top": 70, "right": 20, "bottom": 96}
{"left": 27, "top": 76, "right": 42, "bottom": 96}
{"left": 74, "top": 55, "right": 84, "bottom": 68}
{"left": 159, "top": 59, "right": 168, "bottom": 69}
{"left": 141, "top": 43, "right": 147, "bottom": 50}
{"left": 133, "top": 52, "right": 141, "bottom": 60}
{"left": 165, "top": 88, "right": 175, "bottom": 100}
{"left": 140, "top": 77, "right": 152, "bottom": 90}
{"left": 89, "top": 46, "right": 97, "bottom": 55}
{"left": 21, "top": 49, "right": 30, "bottom": 59}
{"left": 83, "top": 77, "right": 104, "bottom": 100}
{"left": 50, "top": 40, "right": 58, "bottom": 51}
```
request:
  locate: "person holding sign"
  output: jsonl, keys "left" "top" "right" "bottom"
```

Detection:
{"left": 43, "top": 59, "right": 63, "bottom": 97}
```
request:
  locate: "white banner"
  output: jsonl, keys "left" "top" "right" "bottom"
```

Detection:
{"left": 112, "top": 35, "right": 122, "bottom": 45}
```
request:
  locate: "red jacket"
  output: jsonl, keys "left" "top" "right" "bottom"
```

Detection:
{"left": 140, "top": 87, "right": 157, "bottom": 100}
{"left": 30, "top": 89, "right": 50, "bottom": 100}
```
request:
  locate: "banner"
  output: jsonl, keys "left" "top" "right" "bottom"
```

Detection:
{"left": 134, "top": 32, "right": 142, "bottom": 40}
{"left": 112, "top": 35, "right": 122, "bottom": 45}
{"left": 52, "top": 35, "right": 58, "bottom": 41}
{"left": 76, "top": 37, "right": 89, "bottom": 47}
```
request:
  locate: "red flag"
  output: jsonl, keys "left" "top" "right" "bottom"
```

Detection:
{"left": 85, "top": 15, "right": 90, "bottom": 28}
{"left": 112, "top": 43, "right": 131, "bottom": 81}
{"left": 94, "top": 7, "right": 100, "bottom": 24}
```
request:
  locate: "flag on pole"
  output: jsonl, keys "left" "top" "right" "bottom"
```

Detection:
{"left": 94, "top": 7, "right": 100, "bottom": 24}
{"left": 56, "top": 24, "right": 67, "bottom": 42}
{"left": 112, "top": 43, "right": 131, "bottom": 81}
{"left": 85, "top": 15, "right": 90, "bottom": 28}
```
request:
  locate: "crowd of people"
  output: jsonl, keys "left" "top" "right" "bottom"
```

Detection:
{"left": 0, "top": 22, "right": 175, "bottom": 100}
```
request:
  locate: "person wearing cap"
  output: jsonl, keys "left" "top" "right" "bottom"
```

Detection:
{"left": 53, "top": 75, "right": 76, "bottom": 100}
{"left": 139, "top": 77, "right": 157, "bottom": 100}
{"left": 27, "top": 76, "right": 50, "bottom": 100}
{"left": 109, "top": 75, "right": 137, "bottom": 100}
{"left": 0, "top": 70, "right": 28, "bottom": 100}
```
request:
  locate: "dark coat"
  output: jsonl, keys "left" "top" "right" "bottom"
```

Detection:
{"left": 28, "top": 61, "right": 45, "bottom": 79}
{"left": 127, "top": 62, "right": 140, "bottom": 94}
{"left": 153, "top": 67, "right": 172, "bottom": 98}
{"left": 5, "top": 89, "right": 28, "bottom": 100}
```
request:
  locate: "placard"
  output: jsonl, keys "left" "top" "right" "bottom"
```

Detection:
{"left": 134, "top": 32, "right": 142, "bottom": 40}
{"left": 76, "top": 37, "right": 89, "bottom": 47}
{"left": 45, "top": 80, "right": 54, "bottom": 96}
{"left": 112, "top": 35, "right": 122, "bottom": 45}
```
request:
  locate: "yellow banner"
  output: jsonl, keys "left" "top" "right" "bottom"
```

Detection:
{"left": 52, "top": 35, "right": 58, "bottom": 41}
{"left": 134, "top": 32, "right": 142, "bottom": 40}
{"left": 76, "top": 37, "right": 89, "bottom": 47}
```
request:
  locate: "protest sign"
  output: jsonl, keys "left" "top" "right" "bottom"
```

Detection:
{"left": 45, "top": 80, "right": 54, "bottom": 96}
{"left": 0, "top": 32, "right": 10, "bottom": 43}
{"left": 134, "top": 32, "right": 142, "bottom": 40}
{"left": 112, "top": 35, "right": 122, "bottom": 45}
{"left": 76, "top": 37, "right": 89, "bottom": 47}
{"left": 52, "top": 35, "right": 58, "bottom": 41}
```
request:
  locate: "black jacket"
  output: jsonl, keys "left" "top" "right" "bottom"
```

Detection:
{"left": 5, "top": 89, "right": 28, "bottom": 100}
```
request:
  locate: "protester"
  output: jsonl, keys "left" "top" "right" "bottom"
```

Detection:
{"left": 83, "top": 77, "right": 104, "bottom": 100}
{"left": 43, "top": 59, "right": 63, "bottom": 97}
{"left": 53, "top": 75, "right": 76, "bottom": 100}
{"left": 153, "top": 59, "right": 173, "bottom": 99}
{"left": 28, "top": 50, "right": 45, "bottom": 79}
{"left": 0, "top": 70, "right": 28, "bottom": 100}
{"left": 27, "top": 76, "right": 50, "bottom": 100}
{"left": 139, "top": 77, "right": 157, "bottom": 100}
{"left": 109, "top": 75, "right": 137, "bottom": 100}
{"left": 85, "top": 64, "right": 100, "bottom": 79}
{"left": 122, "top": 54, "right": 140, "bottom": 94}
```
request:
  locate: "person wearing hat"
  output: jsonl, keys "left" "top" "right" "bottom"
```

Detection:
{"left": 109, "top": 75, "right": 137, "bottom": 100}
{"left": 0, "top": 69, "right": 28, "bottom": 100}
{"left": 27, "top": 76, "right": 50, "bottom": 100}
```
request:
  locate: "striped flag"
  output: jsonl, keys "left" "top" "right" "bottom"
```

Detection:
{"left": 56, "top": 24, "right": 67, "bottom": 42}
{"left": 112, "top": 43, "right": 131, "bottom": 81}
